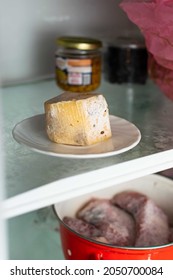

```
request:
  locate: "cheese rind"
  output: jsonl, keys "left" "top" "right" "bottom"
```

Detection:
{"left": 44, "top": 92, "right": 112, "bottom": 146}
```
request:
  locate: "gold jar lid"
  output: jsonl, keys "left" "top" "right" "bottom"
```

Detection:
{"left": 110, "top": 36, "right": 146, "bottom": 49}
{"left": 57, "top": 36, "right": 102, "bottom": 50}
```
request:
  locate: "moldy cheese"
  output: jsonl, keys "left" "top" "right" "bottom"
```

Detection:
{"left": 44, "top": 92, "right": 112, "bottom": 146}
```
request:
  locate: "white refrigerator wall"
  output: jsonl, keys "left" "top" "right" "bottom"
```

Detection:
{"left": 0, "top": 0, "right": 140, "bottom": 86}
{"left": 0, "top": 95, "right": 8, "bottom": 259}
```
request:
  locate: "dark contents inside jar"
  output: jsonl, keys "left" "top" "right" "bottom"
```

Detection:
{"left": 105, "top": 37, "right": 148, "bottom": 84}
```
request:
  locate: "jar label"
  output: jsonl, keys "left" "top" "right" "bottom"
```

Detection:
{"left": 56, "top": 57, "right": 92, "bottom": 85}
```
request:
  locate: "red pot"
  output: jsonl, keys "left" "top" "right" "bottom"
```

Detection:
{"left": 54, "top": 174, "right": 173, "bottom": 260}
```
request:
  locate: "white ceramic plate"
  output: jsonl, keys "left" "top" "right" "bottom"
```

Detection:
{"left": 12, "top": 114, "right": 141, "bottom": 158}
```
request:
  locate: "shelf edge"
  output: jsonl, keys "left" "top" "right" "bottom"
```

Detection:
{"left": 2, "top": 149, "right": 173, "bottom": 219}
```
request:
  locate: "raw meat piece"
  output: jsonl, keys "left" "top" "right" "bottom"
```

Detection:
{"left": 63, "top": 216, "right": 101, "bottom": 238}
{"left": 111, "top": 191, "right": 147, "bottom": 216}
{"left": 97, "top": 221, "right": 135, "bottom": 246}
{"left": 77, "top": 199, "right": 114, "bottom": 224}
{"left": 112, "top": 191, "right": 170, "bottom": 247}
{"left": 135, "top": 199, "right": 170, "bottom": 247}
{"left": 77, "top": 198, "right": 136, "bottom": 246}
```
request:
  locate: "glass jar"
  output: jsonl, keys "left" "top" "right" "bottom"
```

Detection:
{"left": 55, "top": 36, "right": 102, "bottom": 92}
{"left": 105, "top": 37, "right": 148, "bottom": 84}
